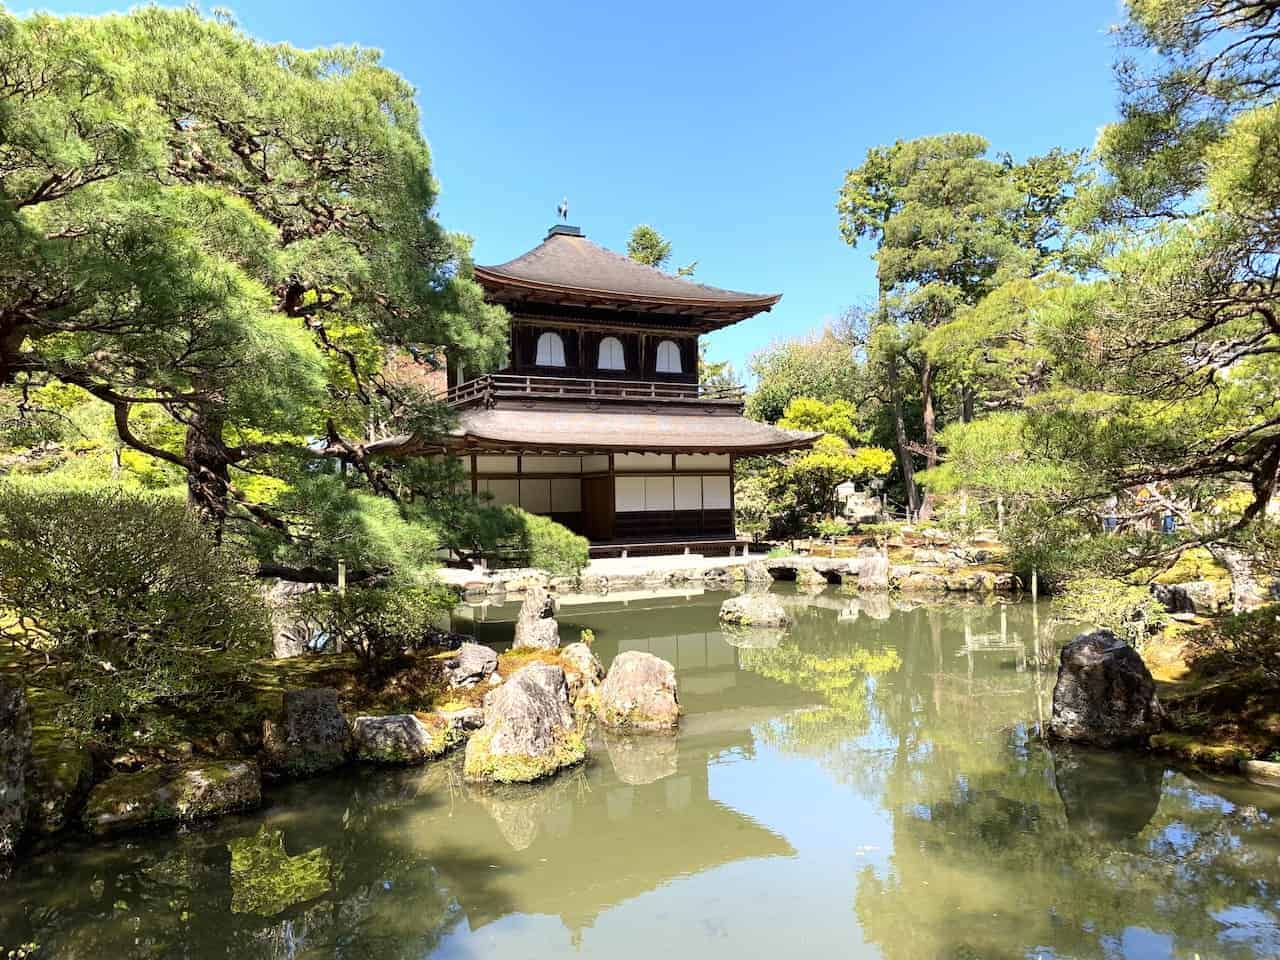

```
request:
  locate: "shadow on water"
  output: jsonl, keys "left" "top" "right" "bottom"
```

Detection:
{"left": 2, "top": 587, "right": 1278, "bottom": 959}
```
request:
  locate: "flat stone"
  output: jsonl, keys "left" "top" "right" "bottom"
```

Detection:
{"left": 1241, "top": 759, "right": 1280, "bottom": 789}
{"left": 444, "top": 642, "right": 498, "bottom": 688}
{"left": 599, "top": 650, "right": 680, "bottom": 732}
{"left": 83, "top": 761, "right": 261, "bottom": 837}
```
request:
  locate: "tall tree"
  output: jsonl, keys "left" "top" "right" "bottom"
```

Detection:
{"left": 931, "top": 1, "right": 1280, "bottom": 606}
{"left": 838, "top": 134, "right": 1026, "bottom": 508}
{"left": 626, "top": 223, "right": 696, "bottom": 275}
{"left": 0, "top": 7, "right": 509, "bottom": 578}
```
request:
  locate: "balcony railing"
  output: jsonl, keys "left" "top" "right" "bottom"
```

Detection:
{"left": 445, "top": 373, "right": 745, "bottom": 408}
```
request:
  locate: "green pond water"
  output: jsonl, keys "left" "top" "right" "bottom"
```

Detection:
{"left": 3, "top": 586, "right": 1279, "bottom": 959}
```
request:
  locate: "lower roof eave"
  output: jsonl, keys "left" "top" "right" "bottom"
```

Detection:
{"left": 445, "top": 437, "right": 815, "bottom": 456}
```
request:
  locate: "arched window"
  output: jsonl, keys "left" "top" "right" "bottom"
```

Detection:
{"left": 535, "top": 331, "right": 566, "bottom": 367}
{"left": 655, "top": 339, "right": 682, "bottom": 374}
{"left": 597, "top": 336, "right": 626, "bottom": 371}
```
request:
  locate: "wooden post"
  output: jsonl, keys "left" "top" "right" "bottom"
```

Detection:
{"left": 1031, "top": 568, "right": 1039, "bottom": 602}
{"left": 337, "top": 559, "right": 347, "bottom": 595}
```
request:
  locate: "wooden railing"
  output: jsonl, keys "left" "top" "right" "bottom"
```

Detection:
{"left": 445, "top": 374, "right": 745, "bottom": 407}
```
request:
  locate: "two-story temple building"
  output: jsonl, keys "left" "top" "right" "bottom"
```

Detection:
{"left": 442, "top": 225, "right": 818, "bottom": 555}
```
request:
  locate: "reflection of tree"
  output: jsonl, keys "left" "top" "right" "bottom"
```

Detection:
{"left": 739, "top": 642, "right": 901, "bottom": 761}
{"left": 0, "top": 769, "right": 469, "bottom": 960}
{"left": 855, "top": 737, "right": 1280, "bottom": 960}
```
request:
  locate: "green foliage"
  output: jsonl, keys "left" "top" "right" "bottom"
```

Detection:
{"left": 788, "top": 435, "right": 894, "bottom": 517}
{"left": 745, "top": 331, "right": 861, "bottom": 423}
{"left": 1053, "top": 576, "right": 1170, "bottom": 648}
{"left": 626, "top": 224, "right": 696, "bottom": 276}
{"left": 778, "top": 397, "right": 867, "bottom": 444}
{"left": 299, "top": 582, "right": 453, "bottom": 679}
{"left": 500, "top": 509, "right": 590, "bottom": 576}
{"left": 0, "top": 480, "right": 270, "bottom": 736}
{"left": 0, "top": 5, "right": 507, "bottom": 573}
{"left": 1191, "top": 604, "right": 1280, "bottom": 684}
{"left": 626, "top": 225, "right": 672, "bottom": 269}
{"left": 816, "top": 517, "right": 851, "bottom": 540}
{"left": 734, "top": 473, "right": 773, "bottom": 542}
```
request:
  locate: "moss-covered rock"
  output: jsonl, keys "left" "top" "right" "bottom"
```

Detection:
{"left": 351, "top": 713, "right": 458, "bottom": 765}
{"left": 463, "top": 665, "right": 585, "bottom": 784}
{"left": 83, "top": 760, "right": 261, "bottom": 836}
{"left": 719, "top": 594, "right": 791, "bottom": 628}
{"left": 28, "top": 737, "right": 93, "bottom": 836}
{"left": 599, "top": 650, "right": 680, "bottom": 732}
{"left": 261, "top": 687, "right": 352, "bottom": 778}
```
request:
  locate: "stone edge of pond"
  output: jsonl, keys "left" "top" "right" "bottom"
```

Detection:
{"left": 441, "top": 552, "right": 1024, "bottom": 603}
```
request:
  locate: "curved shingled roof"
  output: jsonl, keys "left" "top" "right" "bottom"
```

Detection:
{"left": 475, "top": 226, "right": 780, "bottom": 324}
{"left": 451, "top": 408, "right": 819, "bottom": 454}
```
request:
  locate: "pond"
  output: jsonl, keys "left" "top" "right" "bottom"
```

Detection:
{"left": 2, "top": 587, "right": 1278, "bottom": 960}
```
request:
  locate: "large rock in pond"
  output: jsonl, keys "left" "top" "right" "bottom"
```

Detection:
{"left": 0, "top": 680, "right": 31, "bottom": 859}
{"left": 737, "top": 561, "right": 775, "bottom": 584}
{"left": 719, "top": 594, "right": 792, "bottom": 628}
{"left": 262, "top": 688, "right": 352, "bottom": 777}
{"left": 444, "top": 642, "right": 498, "bottom": 688}
{"left": 794, "top": 564, "right": 829, "bottom": 588}
{"left": 1048, "top": 630, "right": 1163, "bottom": 747}
{"left": 463, "top": 664, "right": 585, "bottom": 783}
{"left": 83, "top": 761, "right": 261, "bottom": 837}
{"left": 352, "top": 714, "right": 458, "bottom": 765}
{"left": 512, "top": 584, "right": 560, "bottom": 651}
{"left": 599, "top": 651, "right": 680, "bottom": 732}
{"left": 855, "top": 552, "right": 890, "bottom": 591}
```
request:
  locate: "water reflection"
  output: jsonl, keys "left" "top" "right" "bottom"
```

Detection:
{"left": 2, "top": 588, "right": 1277, "bottom": 959}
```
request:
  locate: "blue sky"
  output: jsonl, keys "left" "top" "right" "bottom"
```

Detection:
{"left": 19, "top": 0, "right": 1123, "bottom": 376}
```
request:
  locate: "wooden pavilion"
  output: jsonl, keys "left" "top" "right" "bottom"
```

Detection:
{"left": 445, "top": 224, "right": 819, "bottom": 555}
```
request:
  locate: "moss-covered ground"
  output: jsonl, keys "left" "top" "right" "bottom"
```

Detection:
{"left": 1142, "top": 625, "right": 1280, "bottom": 769}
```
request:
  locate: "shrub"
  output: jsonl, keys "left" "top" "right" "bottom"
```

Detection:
{"left": 298, "top": 581, "right": 454, "bottom": 680}
{"left": 816, "top": 517, "right": 851, "bottom": 541}
{"left": 0, "top": 480, "right": 271, "bottom": 737}
{"left": 1053, "top": 576, "right": 1170, "bottom": 648}
{"left": 501, "top": 509, "right": 589, "bottom": 576}
{"left": 1189, "top": 604, "right": 1280, "bottom": 683}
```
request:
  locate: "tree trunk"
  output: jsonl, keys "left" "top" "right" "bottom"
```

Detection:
{"left": 888, "top": 355, "right": 920, "bottom": 514}
{"left": 185, "top": 403, "right": 231, "bottom": 541}
{"left": 1207, "top": 543, "right": 1267, "bottom": 613}
{"left": 921, "top": 358, "right": 937, "bottom": 469}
